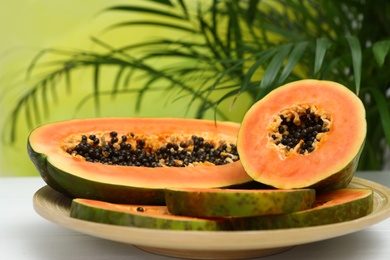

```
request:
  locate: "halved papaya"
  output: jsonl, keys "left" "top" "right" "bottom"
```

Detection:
{"left": 237, "top": 80, "right": 366, "bottom": 190}
{"left": 27, "top": 118, "right": 252, "bottom": 204}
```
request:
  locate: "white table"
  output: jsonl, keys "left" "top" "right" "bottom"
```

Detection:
{"left": 1, "top": 171, "right": 390, "bottom": 260}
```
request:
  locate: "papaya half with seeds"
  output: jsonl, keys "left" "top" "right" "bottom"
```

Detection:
{"left": 164, "top": 187, "right": 316, "bottom": 217}
{"left": 70, "top": 198, "right": 230, "bottom": 231}
{"left": 231, "top": 188, "right": 374, "bottom": 230}
{"left": 237, "top": 79, "right": 366, "bottom": 191}
{"left": 27, "top": 118, "right": 252, "bottom": 204}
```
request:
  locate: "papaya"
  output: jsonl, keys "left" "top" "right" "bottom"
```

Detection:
{"left": 164, "top": 187, "right": 315, "bottom": 217}
{"left": 231, "top": 188, "right": 374, "bottom": 230}
{"left": 237, "top": 79, "right": 366, "bottom": 190}
{"left": 69, "top": 187, "right": 373, "bottom": 231}
{"left": 70, "top": 198, "right": 230, "bottom": 231}
{"left": 27, "top": 118, "right": 252, "bottom": 204}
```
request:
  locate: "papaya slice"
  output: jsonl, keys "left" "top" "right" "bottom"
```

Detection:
{"left": 237, "top": 79, "right": 366, "bottom": 190}
{"left": 70, "top": 188, "right": 373, "bottom": 230}
{"left": 164, "top": 187, "right": 315, "bottom": 217}
{"left": 27, "top": 118, "right": 252, "bottom": 204}
{"left": 70, "top": 198, "right": 230, "bottom": 231}
{"left": 231, "top": 188, "right": 374, "bottom": 230}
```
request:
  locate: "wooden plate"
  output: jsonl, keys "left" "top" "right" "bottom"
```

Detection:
{"left": 33, "top": 177, "right": 390, "bottom": 260}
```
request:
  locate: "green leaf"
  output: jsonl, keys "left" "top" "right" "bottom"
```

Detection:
{"left": 207, "top": 58, "right": 244, "bottom": 94}
{"left": 197, "top": 5, "right": 229, "bottom": 64}
{"left": 64, "top": 67, "right": 72, "bottom": 94}
{"left": 226, "top": 3, "right": 244, "bottom": 60}
{"left": 103, "top": 5, "right": 183, "bottom": 20}
{"left": 247, "top": 0, "right": 260, "bottom": 23}
{"left": 105, "top": 21, "right": 196, "bottom": 34}
{"left": 260, "top": 44, "right": 293, "bottom": 89}
{"left": 241, "top": 49, "right": 278, "bottom": 93}
{"left": 25, "top": 48, "right": 75, "bottom": 80}
{"left": 176, "top": 0, "right": 189, "bottom": 19}
{"left": 147, "top": 0, "right": 173, "bottom": 6}
{"left": 321, "top": 57, "right": 341, "bottom": 79}
{"left": 277, "top": 41, "right": 308, "bottom": 85}
{"left": 369, "top": 88, "right": 390, "bottom": 149}
{"left": 30, "top": 89, "right": 41, "bottom": 125}
{"left": 373, "top": 40, "right": 390, "bottom": 67}
{"left": 24, "top": 96, "right": 33, "bottom": 129}
{"left": 346, "top": 35, "right": 362, "bottom": 95}
{"left": 111, "top": 66, "right": 126, "bottom": 98}
{"left": 93, "top": 64, "right": 100, "bottom": 115}
{"left": 214, "top": 88, "right": 245, "bottom": 121}
{"left": 262, "top": 24, "right": 303, "bottom": 42}
{"left": 314, "top": 38, "right": 329, "bottom": 77}
{"left": 40, "top": 80, "right": 49, "bottom": 118}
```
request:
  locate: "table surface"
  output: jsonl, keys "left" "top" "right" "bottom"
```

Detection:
{"left": 1, "top": 171, "right": 390, "bottom": 260}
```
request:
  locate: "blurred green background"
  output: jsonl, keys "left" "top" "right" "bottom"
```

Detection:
{"left": 0, "top": 1, "right": 111, "bottom": 176}
{"left": 0, "top": 0, "right": 248, "bottom": 177}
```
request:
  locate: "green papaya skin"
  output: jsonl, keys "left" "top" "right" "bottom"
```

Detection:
{"left": 308, "top": 144, "right": 364, "bottom": 191}
{"left": 28, "top": 143, "right": 256, "bottom": 205}
{"left": 230, "top": 188, "right": 374, "bottom": 230}
{"left": 28, "top": 141, "right": 166, "bottom": 204}
{"left": 165, "top": 188, "right": 316, "bottom": 217}
{"left": 70, "top": 198, "right": 230, "bottom": 231}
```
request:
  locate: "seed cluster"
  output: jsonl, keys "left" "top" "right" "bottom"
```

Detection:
{"left": 270, "top": 105, "right": 331, "bottom": 155}
{"left": 65, "top": 132, "right": 239, "bottom": 167}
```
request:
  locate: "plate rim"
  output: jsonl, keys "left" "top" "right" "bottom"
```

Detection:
{"left": 33, "top": 177, "right": 390, "bottom": 251}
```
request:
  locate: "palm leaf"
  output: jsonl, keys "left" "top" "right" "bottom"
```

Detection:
{"left": 241, "top": 48, "right": 279, "bottom": 94}
{"left": 314, "top": 38, "right": 329, "bottom": 77}
{"left": 277, "top": 41, "right": 308, "bottom": 85}
{"left": 346, "top": 35, "right": 362, "bottom": 95}
{"left": 103, "top": 4, "right": 184, "bottom": 21}
{"left": 146, "top": 0, "right": 173, "bottom": 6}
{"left": 111, "top": 66, "right": 127, "bottom": 98}
{"left": 372, "top": 40, "right": 390, "bottom": 67}
{"left": 259, "top": 43, "right": 293, "bottom": 91}
{"left": 176, "top": 0, "right": 189, "bottom": 19}
{"left": 104, "top": 21, "right": 197, "bottom": 34}
{"left": 368, "top": 88, "right": 390, "bottom": 148}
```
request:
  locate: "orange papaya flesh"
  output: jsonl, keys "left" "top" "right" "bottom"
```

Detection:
{"left": 231, "top": 188, "right": 374, "bottom": 230}
{"left": 27, "top": 118, "right": 252, "bottom": 204}
{"left": 70, "top": 198, "right": 230, "bottom": 231}
{"left": 164, "top": 187, "right": 316, "bottom": 217}
{"left": 237, "top": 79, "right": 366, "bottom": 190}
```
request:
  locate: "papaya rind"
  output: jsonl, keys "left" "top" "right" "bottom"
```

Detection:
{"left": 231, "top": 188, "right": 374, "bottom": 230}
{"left": 70, "top": 199, "right": 230, "bottom": 231}
{"left": 165, "top": 188, "right": 316, "bottom": 217}
{"left": 28, "top": 142, "right": 166, "bottom": 204}
{"left": 308, "top": 143, "right": 364, "bottom": 191}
